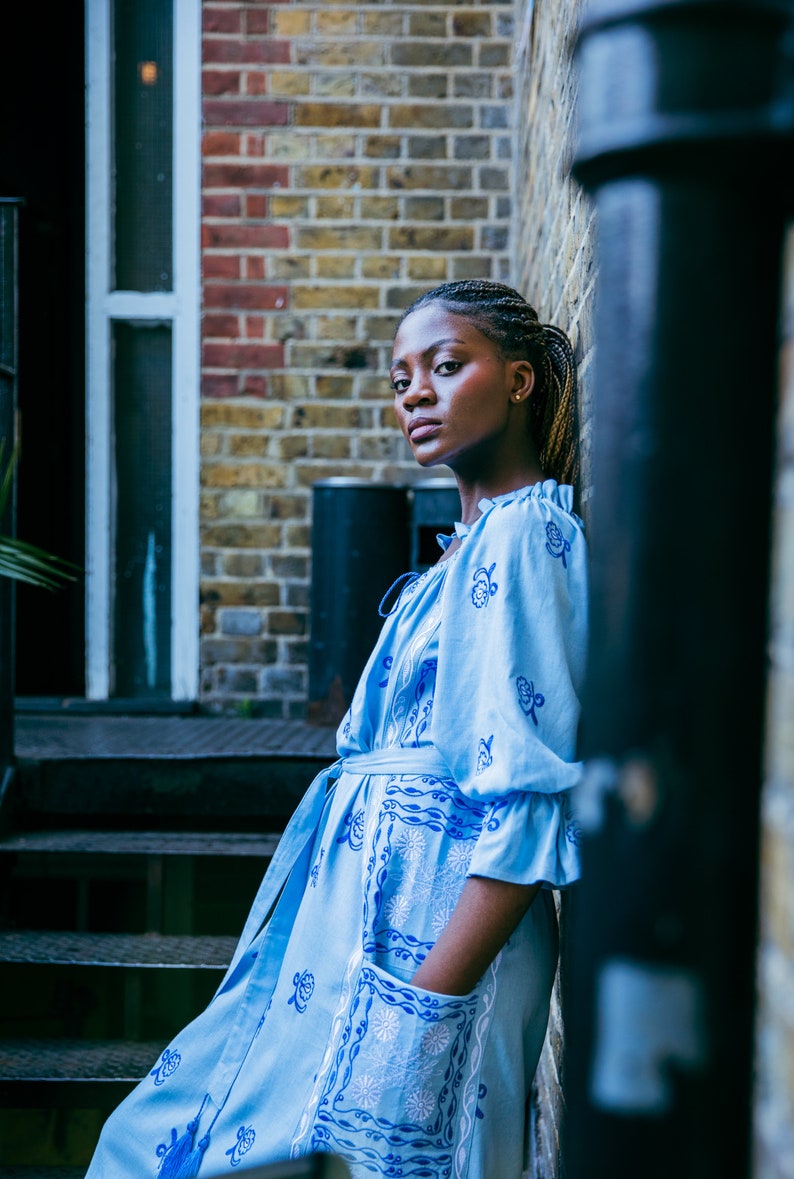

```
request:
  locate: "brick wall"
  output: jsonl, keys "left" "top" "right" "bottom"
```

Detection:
{"left": 199, "top": 0, "right": 515, "bottom": 716}
{"left": 754, "top": 224, "right": 794, "bottom": 1179}
{"left": 511, "top": 1, "right": 595, "bottom": 1176}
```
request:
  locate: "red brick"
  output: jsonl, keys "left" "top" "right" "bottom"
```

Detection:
{"left": 202, "top": 374, "right": 239, "bottom": 398}
{"left": 241, "top": 375, "right": 268, "bottom": 397}
{"left": 246, "top": 73, "right": 268, "bottom": 97}
{"left": 202, "top": 69, "right": 241, "bottom": 96}
{"left": 202, "top": 131, "right": 241, "bottom": 156}
{"left": 245, "top": 257, "right": 266, "bottom": 280}
{"left": 245, "top": 133, "right": 266, "bottom": 157}
{"left": 203, "top": 342, "right": 285, "bottom": 369}
{"left": 245, "top": 316, "right": 265, "bottom": 339}
{"left": 246, "top": 10, "right": 270, "bottom": 36}
{"left": 203, "top": 8, "right": 241, "bottom": 34}
{"left": 202, "top": 313, "right": 239, "bottom": 337}
{"left": 203, "top": 100, "right": 289, "bottom": 128}
{"left": 203, "top": 254, "right": 240, "bottom": 280}
{"left": 204, "top": 283, "right": 289, "bottom": 310}
{"left": 202, "top": 39, "right": 290, "bottom": 66}
{"left": 245, "top": 194, "right": 268, "bottom": 218}
{"left": 203, "top": 163, "right": 289, "bottom": 189}
{"left": 202, "top": 193, "right": 242, "bottom": 218}
{"left": 202, "top": 224, "right": 289, "bottom": 250}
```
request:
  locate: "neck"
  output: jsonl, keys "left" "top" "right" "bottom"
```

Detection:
{"left": 454, "top": 458, "right": 546, "bottom": 525}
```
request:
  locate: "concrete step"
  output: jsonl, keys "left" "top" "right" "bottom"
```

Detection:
{"left": 0, "top": 931, "right": 236, "bottom": 969}
{"left": 0, "top": 1039, "right": 162, "bottom": 1108}
{"left": 0, "top": 829, "right": 280, "bottom": 858}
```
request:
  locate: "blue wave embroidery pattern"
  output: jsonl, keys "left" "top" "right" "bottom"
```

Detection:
{"left": 545, "top": 521, "right": 571, "bottom": 567}
{"left": 310, "top": 847, "right": 325, "bottom": 888}
{"left": 378, "top": 656, "right": 393, "bottom": 688}
{"left": 150, "top": 1047, "right": 181, "bottom": 1086}
{"left": 309, "top": 966, "right": 481, "bottom": 1176}
{"left": 226, "top": 1125, "right": 256, "bottom": 1167}
{"left": 471, "top": 562, "right": 498, "bottom": 608}
{"left": 289, "top": 969, "right": 315, "bottom": 1014}
{"left": 516, "top": 675, "right": 545, "bottom": 725}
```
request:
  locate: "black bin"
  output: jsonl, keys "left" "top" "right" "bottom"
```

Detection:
{"left": 408, "top": 477, "right": 460, "bottom": 570}
{"left": 308, "top": 479, "right": 410, "bottom": 723}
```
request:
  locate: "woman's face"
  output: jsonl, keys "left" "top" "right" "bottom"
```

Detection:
{"left": 390, "top": 303, "right": 533, "bottom": 473}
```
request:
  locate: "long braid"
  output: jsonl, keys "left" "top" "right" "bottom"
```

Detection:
{"left": 401, "top": 280, "right": 580, "bottom": 487}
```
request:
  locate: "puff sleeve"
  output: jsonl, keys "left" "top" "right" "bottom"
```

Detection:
{"left": 432, "top": 481, "right": 587, "bottom": 886}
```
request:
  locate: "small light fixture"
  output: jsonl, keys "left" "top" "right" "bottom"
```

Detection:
{"left": 139, "top": 61, "right": 158, "bottom": 85}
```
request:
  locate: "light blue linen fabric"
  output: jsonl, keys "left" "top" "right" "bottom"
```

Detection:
{"left": 85, "top": 480, "right": 587, "bottom": 1179}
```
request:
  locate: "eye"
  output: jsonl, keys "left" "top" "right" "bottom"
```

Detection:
{"left": 390, "top": 376, "right": 410, "bottom": 393}
{"left": 435, "top": 360, "right": 462, "bottom": 375}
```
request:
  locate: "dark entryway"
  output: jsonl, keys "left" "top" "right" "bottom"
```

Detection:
{"left": 0, "top": 3, "right": 86, "bottom": 696}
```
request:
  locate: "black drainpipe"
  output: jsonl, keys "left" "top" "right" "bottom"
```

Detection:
{"left": 566, "top": 2, "right": 794, "bottom": 1175}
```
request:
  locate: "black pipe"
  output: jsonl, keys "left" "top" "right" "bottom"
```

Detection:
{"left": 565, "top": 2, "right": 794, "bottom": 1175}
{"left": 0, "top": 198, "right": 21, "bottom": 793}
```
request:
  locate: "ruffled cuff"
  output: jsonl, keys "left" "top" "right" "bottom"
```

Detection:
{"left": 467, "top": 789, "right": 581, "bottom": 889}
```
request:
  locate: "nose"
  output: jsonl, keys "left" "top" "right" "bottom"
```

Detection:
{"left": 401, "top": 368, "right": 436, "bottom": 408}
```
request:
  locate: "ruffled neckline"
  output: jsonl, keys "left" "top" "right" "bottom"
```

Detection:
{"left": 437, "top": 479, "right": 574, "bottom": 551}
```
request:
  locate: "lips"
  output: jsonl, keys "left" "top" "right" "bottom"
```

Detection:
{"left": 408, "top": 417, "right": 442, "bottom": 442}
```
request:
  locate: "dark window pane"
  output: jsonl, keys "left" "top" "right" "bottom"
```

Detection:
{"left": 113, "top": 0, "right": 173, "bottom": 291}
{"left": 112, "top": 321, "right": 172, "bottom": 696}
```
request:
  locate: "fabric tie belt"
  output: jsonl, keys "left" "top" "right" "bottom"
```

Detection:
{"left": 207, "top": 746, "right": 453, "bottom": 1104}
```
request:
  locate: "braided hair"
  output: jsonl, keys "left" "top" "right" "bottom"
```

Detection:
{"left": 400, "top": 280, "right": 580, "bottom": 488}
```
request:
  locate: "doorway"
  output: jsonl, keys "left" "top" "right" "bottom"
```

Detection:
{"left": 0, "top": 4, "right": 86, "bottom": 697}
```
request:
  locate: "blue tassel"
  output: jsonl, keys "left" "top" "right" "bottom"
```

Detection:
{"left": 157, "top": 1115, "right": 210, "bottom": 1178}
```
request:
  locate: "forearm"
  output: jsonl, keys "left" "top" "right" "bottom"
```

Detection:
{"left": 411, "top": 874, "right": 541, "bottom": 996}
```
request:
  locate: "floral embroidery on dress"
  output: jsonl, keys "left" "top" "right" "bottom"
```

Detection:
{"left": 310, "top": 848, "right": 325, "bottom": 888}
{"left": 545, "top": 520, "right": 571, "bottom": 567}
{"left": 476, "top": 735, "right": 494, "bottom": 774}
{"left": 342, "top": 709, "right": 352, "bottom": 739}
{"left": 150, "top": 1047, "right": 181, "bottom": 1086}
{"left": 471, "top": 562, "right": 498, "bottom": 607}
{"left": 337, "top": 807, "right": 365, "bottom": 851}
{"left": 288, "top": 969, "right": 315, "bottom": 1013}
{"left": 378, "top": 656, "right": 393, "bottom": 688}
{"left": 225, "top": 1125, "right": 256, "bottom": 1167}
{"left": 516, "top": 675, "right": 545, "bottom": 725}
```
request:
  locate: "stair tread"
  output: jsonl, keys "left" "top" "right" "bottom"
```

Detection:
{"left": 0, "top": 1039, "right": 165, "bottom": 1081}
{"left": 0, "top": 829, "right": 280, "bottom": 857}
{"left": 0, "top": 1169, "right": 86, "bottom": 1177}
{"left": 0, "top": 930, "right": 237, "bottom": 968}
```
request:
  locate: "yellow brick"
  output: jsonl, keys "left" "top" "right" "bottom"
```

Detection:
{"left": 269, "top": 256, "right": 312, "bottom": 281}
{"left": 271, "top": 10, "right": 311, "bottom": 36}
{"left": 362, "top": 255, "right": 402, "bottom": 280}
{"left": 201, "top": 463, "right": 286, "bottom": 489}
{"left": 315, "top": 74, "right": 357, "bottom": 98}
{"left": 408, "top": 257, "right": 448, "bottom": 281}
{"left": 293, "top": 284, "right": 379, "bottom": 309}
{"left": 314, "top": 134, "right": 358, "bottom": 160}
{"left": 314, "top": 256, "right": 358, "bottom": 279}
{"left": 315, "top": 375, "right": 355, "bottom": 399}
{"left": 298, "top": 225, "right": 382, "bottom": 250}
{"left": 269, "top": 374, "right": 313, "bottom": 401}
{"left": 296, "top": 165, "right": 378, "bottom": 190}
{"left": 315, "top": 10, "right": 358, "bottom": 35}
{"left": 315, "top": 315, "right": 358, "bottom": 339}
{"left": 295, "top": 103, "right": 382, "bottom": 129}
{"left": 293, "top": 404, "right": 362, "bottom": 429}
{"left": 315, "top": 195, "right": 356, "bottom": 218}
{"left": 267, "top": 133, "right": 312, "bottom": 161}
{"left": 270, "top": 195, "right": 310, "bottom": 217}
{"left": 313, "top": 435, "right": 352, "bottom": 459}
{"left": 277, "top": 434, "right": 310, "bottom": 460}
{"left": 360, "top": 196, "right": 399, "bottom": 219}
{"left": 268, "top": 71, "right": 311, "bottom": 97}
{"left": 217, "top": 490, "right": 262, "bottom": 519}
{"left": 362, "top": 12, "right": 404, "bottom": 36}
{"left": 201, "top": 403, "right": 284, "bottom": 429}
{"left": 201, "top": 432, "right": 223, "bottom": 457}
{"left": 228, "top": 434, "right": 269, "bottom": 458}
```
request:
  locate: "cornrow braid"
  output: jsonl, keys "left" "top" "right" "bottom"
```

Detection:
{"left": 401, "top": 280, "right": 580, "bottom": 488}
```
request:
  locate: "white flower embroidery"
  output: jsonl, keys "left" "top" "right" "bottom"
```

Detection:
{"left": 370, "top": 1007, "right": 400, "bottom": 1043}
{"left": 421, "top": 1022, "right": 451, "bottom": 1056}
{"left": 431, "top": 906, "right": 451, "bottom": 937}
{"left": 446, "top": 842, "right": 473, "bottom": 873}
{"left": 384, "top": 893, "right": 411, "bottom": 928}
{"left": 396, "top": 829, "right": 427, "bottom": 862}
{"left": 348, "top": 1072, "right": 384, "bottom": 1110}
{"left": 405, "top": 1088, "right": 436, "bottom": 1122}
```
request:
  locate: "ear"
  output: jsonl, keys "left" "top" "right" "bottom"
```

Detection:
{"left": 508, "top": 360, "right": 535, "bottom": 403}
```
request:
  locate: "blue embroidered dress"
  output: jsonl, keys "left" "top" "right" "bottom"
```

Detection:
{"left": 86, "top": 480, "right": 587, "bottom": 1179}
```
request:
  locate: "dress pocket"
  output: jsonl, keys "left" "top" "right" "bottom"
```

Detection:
{"left": 305, "top": 960, "right": 490, "bottom": 1178}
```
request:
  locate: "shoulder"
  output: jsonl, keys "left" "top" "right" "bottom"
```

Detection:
{"left": 467, "top": 480, "right": 585, "bottom": 565}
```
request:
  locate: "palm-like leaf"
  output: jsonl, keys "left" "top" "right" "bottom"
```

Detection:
{"left": 0, "top": 440, "right": 80, "bottom": 590}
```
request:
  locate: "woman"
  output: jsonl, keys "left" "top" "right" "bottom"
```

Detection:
{"left": 86, "top": 280, "right": 587, "bottom": 1179}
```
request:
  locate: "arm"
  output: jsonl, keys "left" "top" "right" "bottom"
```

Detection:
{"left": 410, "top": 875, "right": 541, "bottom": 996}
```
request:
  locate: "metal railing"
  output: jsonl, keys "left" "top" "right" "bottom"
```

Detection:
{"left": 0, "top": 197, "right": 21, "bottom": 803}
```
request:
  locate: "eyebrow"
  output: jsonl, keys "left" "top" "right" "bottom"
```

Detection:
{"left": 389, "top": 337, "right": 467, "bottom": 374}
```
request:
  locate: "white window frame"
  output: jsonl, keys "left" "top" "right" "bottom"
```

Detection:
{"left": 85, "top": 0, "right": 201, "bottom": 700}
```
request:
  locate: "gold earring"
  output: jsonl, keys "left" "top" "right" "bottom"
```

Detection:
{"left": 514, "top": 394, "right": 521, "bottom": 402}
